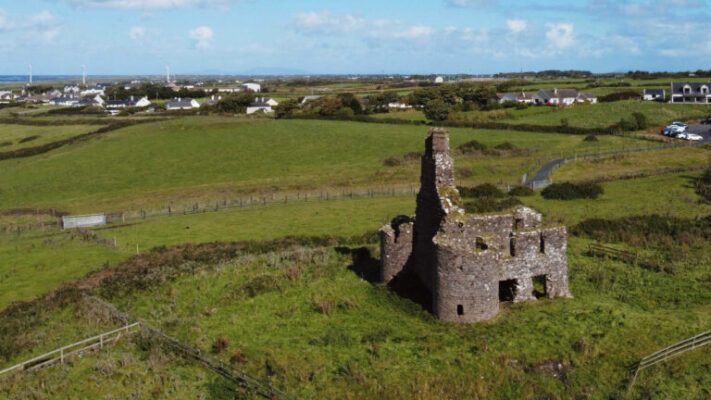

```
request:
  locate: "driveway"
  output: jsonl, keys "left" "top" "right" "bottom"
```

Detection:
{"left": 685, "top": 124, "right": 711, "bottom": 144}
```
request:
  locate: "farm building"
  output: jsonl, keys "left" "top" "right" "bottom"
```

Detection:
{"left": 242, "top": 83, "right": 261, "bottom": 92}
{"left": 247, "top": 97, "right": 278, "bottom": 114}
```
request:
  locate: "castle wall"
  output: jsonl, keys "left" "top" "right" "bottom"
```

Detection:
{"left": 379, "top": 220, "right": 414, "bottom": 283}
{"left": 378, "top": 127, "right": 571, "bottom": 324}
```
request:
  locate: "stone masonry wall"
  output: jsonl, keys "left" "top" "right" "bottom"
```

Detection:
{"left": 379, "top": 127, "right": 572, "bottom": 324}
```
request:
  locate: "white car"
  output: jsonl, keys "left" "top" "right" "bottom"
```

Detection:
{"left": 671, "top": 121, "right": 688, "bottom": 128}
{"left": 676, "top": 132, "right": 688, "bottom": 139}
{"left": 685, "top": 133, "right": 703, "bottom": 141}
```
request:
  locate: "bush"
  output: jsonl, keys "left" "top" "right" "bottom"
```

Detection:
{"left": 493, "top": 141, "right": 517, "bottom": 151}
{"left": 457, "top": 140, "right": 488, "bottom": 154}
{"left": 617, "top": 116, "right": 638, "bottom": 131}
{"left": 463, "top": 197, "right": 521, "bottom": 213}
{"left": 508, "top": 185, "right": 534, "bottom": 197}
{"left": 599, "top": 91, "right": 641, "bottom": 102}
{"left": 458, "top": 183, "right": 505, "bottom": 198}
{"left": 541, "top": 182, "right": 604, "bottom": 200}
{"left": 583, "top": 134, "right": 599, "bottom": 142}
{"left": 423, "top": 99, "right": 450, "bottom": 122}
{"left": 560, "top": 118, "right": 570, "bottom": 128}
{"left": 631, "top": 112, "right": 648, "bottom": 129}
{"left": 571, "top": 215, "right": 711, "bottom": 248}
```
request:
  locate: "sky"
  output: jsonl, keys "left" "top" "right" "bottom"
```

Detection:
{"left": 0, "top": 0, "right": 710, "bottom": 75}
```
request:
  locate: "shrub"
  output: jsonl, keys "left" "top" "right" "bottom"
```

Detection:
{"left": 560, "top": 118, "right": 570, "bottom": 128}
{"left": 493, "top": 141, "right": 517, "bottom": 151}
{"left": 541, "top": 182, "right": 604, "bottom": 200}
{"left": 599, "top": 91, "right": 641, "bottom": 102}
{"left": 463, "top": 197, "right": 521, "bottom": 213}
{"left": 631, "top": 112, "right": 648, "bottom": 129}
{"left": 458, "top": 183, "right": 505, "bottom": 198}
{"left": 457, "top": 140, "right": 488, "bottom": 154}
{"left": 508, "top": 185, "right": 534, "bottom": 197}
{"left": 583, "top": 134, "right": 599, "bottom": 142}
{"left": 617, "top": 116, "right": 638, "bottom": 131}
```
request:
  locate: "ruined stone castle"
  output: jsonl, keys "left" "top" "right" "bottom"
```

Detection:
{"left": 379, "top": 128, "right": 572, "bottom": 323}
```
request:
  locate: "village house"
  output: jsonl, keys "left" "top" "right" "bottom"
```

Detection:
{"left": 534, "top": 88, "right": 597, "bottom": 105}
{"left": 63, "top": 84, "right": 80, "bottom": 94}
{"left": 166, "top": 97, "right": 200, "bottom": 110}
{"left": 496, "top": 91, "right": 536, "bottom": 104}
{"left": 643, "top": 89, "right": 665, "bottom": 101}
{"left": 50, "top": 96, "right": 81, "bottom": 107}
{"left": 80, "top": 85, "right": 106, "bottom": 96}
{"left": 242, "top": 83, "right": 261, "bottom": 92}
{"left": 80, "top": 94, "right": 105, "bottom": 107}
{"left": 106, "top": 95, "right": 151, "bottom": 109}
{"left": 669, "top": 83, "right": 711, "bottom": 103}
{"left": 0, "top": 90, "right": 14, "bottom": 104}
{"left": 247, "top": 97, "right": 278, "bottom": 114}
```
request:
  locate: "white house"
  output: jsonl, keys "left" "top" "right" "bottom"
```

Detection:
{"left": 669, "top": 83, "right": 711, "bottom": 103}
{"left": 106, "top": 96, "right": 151, "bottom": 109}
{"left": 496, "top": 92, "right": 536, "bottom": 104}
{"left": 242, "top": 83, "right": 261, "bottom": 92}
{"left": 534, "top": 88, "right": 597, "bottom": 106}
{"left": 0, "top": 91, "right": 14, "bottom": 104}
{"left": 166, "top": 97, "right": 200, "bottom": 110}
{"left": 80, "top": 85, "right": 106, "bottom": 96}
{"left": 63, "top": 85, "right": 80, "bottom": 94}
{"left": 247, "top": 97, "right": 278, "bottom": 114}
{"left": 643, "top": 89, "right": 665, "bottom": 101}
{"left": 80, "top": 94, "right": 105, "bottom": 107}
{"left": 50, "top": 96, "right": 81, "bottom": 107}
{"left": 388, "top": 102, "right": 413, "bottom": 109}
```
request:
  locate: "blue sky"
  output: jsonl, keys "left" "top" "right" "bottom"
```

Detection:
{"left": 0, "top": 0, "right": 710, "bottom": 75}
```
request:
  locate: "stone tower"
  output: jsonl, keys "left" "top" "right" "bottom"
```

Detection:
{"left": 379, "top": 128, "right": 572, "bottom": 323}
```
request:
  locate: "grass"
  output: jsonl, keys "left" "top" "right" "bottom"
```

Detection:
{"left": 499, "top": 101, "right": 711, "bottom": 128}
{"left": 0, "top": 123, "right": 102, "bottom": 152}
{"left": 0, "top": 117, "right": 649, "bottom": 213}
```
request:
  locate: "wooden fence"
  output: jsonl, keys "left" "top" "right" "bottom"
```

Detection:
{"left": 0, "top": 323, "right": 140, "bottom": 377}
{"left": 588, "top": 243, "right": 640, "bottom": 264}
{"left": 628, "top": 330, "right": 711, "bottom": 390}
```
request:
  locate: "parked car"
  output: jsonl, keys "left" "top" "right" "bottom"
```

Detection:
{"left": 675, "top": 132, "right": 688, "bottom": 139}
{"left": 671, "top": 121, "right": 688, "bottom": 128}
{"left": 701, "top": 117, "right": 711, "bottom": 124}
{"left": 662, "top": 127, "right": 674, "bottom": 136}
{"left": 667, "top": 125, "right": 686, "bottom": 134}
{"left": 686, "top": 133, "right": 704, "bottom": 141}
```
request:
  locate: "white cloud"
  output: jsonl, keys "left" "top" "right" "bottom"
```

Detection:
{"left": 189, "top": 26, "right": 213, "bottom": 49}
{"left": 506, "top": 19, "right": 527, "bottom": 34}
{"left": 292, "top": 11, "right": 365, "bottom": 34}
{"left": 391, "top": 25, "right": 433, "bottom": 40}
{"left": 445, "top": 0, "right": 497, "bottom": 8}
{"left": 545, "top": 23, "right": 575, "bottom": 50}
{"left": 129, "top": 26, "right": 146, "bottom": 40}
{"left": 54, "top": 0, "right": 231, "bottom": 9}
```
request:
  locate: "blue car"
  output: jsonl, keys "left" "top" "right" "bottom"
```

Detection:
{"left": 662, "top": 127, "right": 674, "bottom": 136}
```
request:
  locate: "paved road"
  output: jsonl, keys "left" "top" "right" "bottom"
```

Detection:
{"left": 527, "top": 125, "right": 710, "bottom": 186}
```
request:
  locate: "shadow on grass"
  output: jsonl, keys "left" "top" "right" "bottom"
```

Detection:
{"left": 336, "top": 246, "right": 380, "bottom": 283}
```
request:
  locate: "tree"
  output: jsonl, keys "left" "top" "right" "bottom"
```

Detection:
{"left": 274, "top": 99, "right": 299, "bottom": 119}
{"left": 424, "top": 99, "right": 450, "bottom": 122}
{"left": 213, "top": 92, "right": 255, "bottom": 113}
{"left": 337, "top": 93, "right": 363, "bottom": 114}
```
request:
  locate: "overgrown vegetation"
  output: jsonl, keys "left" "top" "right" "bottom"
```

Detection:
{"left": 541, "top": 182, "right": 604, "bottom": 200}
{"left": 696, "top": 165, "right": 711, "bottom": 202}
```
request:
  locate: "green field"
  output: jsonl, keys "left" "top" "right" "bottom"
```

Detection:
{"left": 1, "top": 110, "right": 710, "bottom": 399}
{"left": 0, "top": 123, "right": 102, "bottom": 152}
{"left": 0, "top": 117, "right": 649, "bottom": 213}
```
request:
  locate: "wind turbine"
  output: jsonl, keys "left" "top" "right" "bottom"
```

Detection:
{"left": 165, "top": 64, "right": 171, "bottom": 84}
{"left": 28, "top": 64, "right": 33, "bottom": 84}
{"left": 82, "top": 65, "right": 86, "bottom": 85}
